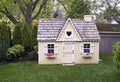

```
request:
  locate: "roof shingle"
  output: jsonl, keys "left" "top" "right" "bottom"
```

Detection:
{"left": 37, "top": 18, "right": 100, "bottom": 41}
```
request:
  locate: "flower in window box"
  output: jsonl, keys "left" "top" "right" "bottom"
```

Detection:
{"left": 45, "top": 53, "right": 54, "bottom": 56}
{"left": 86, "top": 52, "right": 90, "bottom": 55}
{"left": 83, "top": 52, "right": 92, "bottom": 58}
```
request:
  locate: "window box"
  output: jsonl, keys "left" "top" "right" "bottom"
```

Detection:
{"left": 83, "top": 52, "right": 92, "bottom": 58}
{"left": 45, "top": 53, "right": 56, "bottom": 58}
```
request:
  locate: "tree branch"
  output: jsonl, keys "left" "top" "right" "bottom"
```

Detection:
{"left": 105, "top": 0, "right": 120, "bottom": 23}
{"left": 15, "top": 0, "right": 27, "bottom": 17}
{"left": 0, "top": 6, "right": 18, "bottom": 24}
{"left": 32, "top": 0, "right": 48, "bottom": 20}
{"left": 57, "top": 0, "right": 68, "bottom": 12}
{"left": 31, "top": 0, "right": 39, "bottom": 12}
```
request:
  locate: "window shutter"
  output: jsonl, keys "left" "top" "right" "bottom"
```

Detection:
{"left": 90, "top": 43, "right": 94, "bottom": 54}
{"left": 44, "top": 44, "right": 47, "bottom": 53}
{"left": 80, "top": 43, "right": 83, "bottom": 54}
{"left": 54, "top": 44, "right": 58, "bottom": 54}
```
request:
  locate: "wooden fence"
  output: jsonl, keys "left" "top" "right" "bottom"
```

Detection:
{"left": 99, "top": 32, "right": 120, "bottom": 53}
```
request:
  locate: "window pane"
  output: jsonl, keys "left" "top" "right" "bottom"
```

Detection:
{"left": 47, "top": 44, "right": 54, "bottom": 53}
{"left": 84, "top": 49, "right": 90, "bottom": 53}
{"left": 87, "top": 44, "right": 90, "bottom": 48}
{"left": 84, "top": 44, "right": 90, "bottom": 48}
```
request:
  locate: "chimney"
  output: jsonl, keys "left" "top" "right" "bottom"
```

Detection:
{"left": 84, "top": 15, "right": 93, "bottom": 22}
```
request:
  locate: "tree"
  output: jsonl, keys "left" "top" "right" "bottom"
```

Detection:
{"left": 31, "top": 25, "right": 38, "bottom": 48}
{"left": 104, "top": 0, "right": 120, "bottom": 23}
{"left": 67, "top": 0, "right": 91, "bottom": 18}
{"left": 0, "top": 22, "right": 11, "bottom": 57}
{"left": 0, "top": 0, "right": 19, "bottom": 24}
{"left": 56, "top": 0, "right": 91, "bottom": 18}
{"left": 0, "top": 0, "right": 49, "bottom": 30}
{"left": 92, "top": 0, "right": 120, "bottom": 22}
{"left": 13, "top": 23, "right": 22, "bottom": 45}
{"left": 113, "top": 41, "right": 120, "bottom": 69}
{"left": 21, "top": 24, "right": 31, "bottom": 49}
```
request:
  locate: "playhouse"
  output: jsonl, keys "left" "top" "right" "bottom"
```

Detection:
{"left": 37, "top": 15, "right": 100, "bottom": 65}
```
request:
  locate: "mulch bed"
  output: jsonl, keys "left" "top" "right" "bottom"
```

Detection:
{"left": 0, "top": 55, "right": 37, "bottom": 65}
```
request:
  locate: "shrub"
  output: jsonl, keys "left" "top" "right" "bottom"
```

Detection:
{"left": 33, "top": 45, "right": 38, "bottom": 52}
{"left": 0, "top": 23, "right": 11, "bottom": 58}
{"left": 6, "top": 44, "right": 25, "bottom": 60}
{"left": 13, "top": 23, "right": 22, "bottom": 45}
{"left": 31, "top": 25, "right": 38, "bottom": 48}
{"left": 28, "top": 50, "right": 38, "bottom": 60}
{"left": 21, "top": 24, "right": 31, "bottom": 49}
{"left": 113, "top": 41, "right": 120, "bottom": 69}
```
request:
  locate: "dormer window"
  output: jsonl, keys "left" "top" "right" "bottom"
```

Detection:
{"left": 65, "top": 30, "right": 73, "bottom": 38}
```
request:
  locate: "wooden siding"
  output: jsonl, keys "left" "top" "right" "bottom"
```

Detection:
{"left": 99, "top": 33, "right": 120, "bottom": 53}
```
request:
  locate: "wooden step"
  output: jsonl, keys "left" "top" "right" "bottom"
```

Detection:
{"left": 63, "top": 63, "right": 75, "bottom": 66}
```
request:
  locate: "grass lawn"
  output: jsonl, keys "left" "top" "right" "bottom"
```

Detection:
{"left": 0, "top": 54, "right": 120, "bottom": 82}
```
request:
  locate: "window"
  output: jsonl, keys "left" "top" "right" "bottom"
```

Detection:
{"left": 81, "top": 43, "right": 94, "bottom": 57}
{"left": 45, "top": 44, "right": 58, "bottom": 58}
{"left": 84, "top": 44, "right": 90, "bottom": 53}
{"left": 47, "top": 44, "right": 54, "bottom": 53}
{"left": 65, "top": 30, "right": 73, "bottom": 38}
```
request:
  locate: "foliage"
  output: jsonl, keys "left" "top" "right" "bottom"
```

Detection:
{"left": 21, "top": 24, "right": 31, "bottom": 49}
{"left": 31, "top": 25, "right": 38, "bottom": 48}
{"left": 0, "top": 54, "right": 120, "bottom": 82}
{"left": 38, "top": 0, "right": 53, "bottom": 18}
{"left": 67, "top": 0, "right": 91, "bottom": 18}
{"left": 28, "top": 50, "right": 38, "bottom": 60}
{"left": 0, "top": 22, "right": 11, "bottom": 58}
{"left": 0, "top": 0, "right": 50, "bottom": 30}
{"left": 6, "top": 44, "right": 24, "bottom": 60}
{"left": 33, "top": 45, "right": 38, "bottom": 52}
{"left": 92, "top": 0, "right": 120, "bottom": 23}
{"left": 113, "top": 41, "right": 120, "bottom": 69}
{"left": 13, "top": 23, "right": 22, "bottom": 45}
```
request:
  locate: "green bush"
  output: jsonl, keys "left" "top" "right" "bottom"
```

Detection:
{"left": 21, "top": 24, "right": 31, "bottom": 49}
{"left": 28, "top": 50, "right": 38, "bottom": 60}
{"left": 13, "top": 23, "right": 22, "bottom": 45}
{"left": 31, "top": 25, "right": 38, "bottom": 48}
{"left": 33, "top": 45, "right": 38, "bottom": 52}
{"left": 6, "top": 44, "right": 25, "bottom": 60}
{"left": 0, "top": 23, "right": 11, "bottom": 58}
{"left": 113, "top": 41, "right": 120, "bottom": 69}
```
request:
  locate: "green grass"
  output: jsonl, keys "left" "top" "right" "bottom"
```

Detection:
{"left": 0, "top": 54, "right": 120, "bottom": 82}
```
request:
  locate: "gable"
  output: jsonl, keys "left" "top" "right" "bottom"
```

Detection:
{"left": 57, "top": 18, "right": 82, "bottom": 41}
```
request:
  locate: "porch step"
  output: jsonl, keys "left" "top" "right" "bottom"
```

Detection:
{"left": 63, "top": 63, "right": 75, "bottom": 66}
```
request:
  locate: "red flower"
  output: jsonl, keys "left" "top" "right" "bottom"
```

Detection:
{"left": 45, "top": 53, "right": 54, "bottom": 56}
{"left": 86, "top": 52, "right": 90, "bottom": 55}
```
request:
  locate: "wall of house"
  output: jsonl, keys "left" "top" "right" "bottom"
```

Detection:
{"left": 74, "top": 42, "right": 99, "bottom": 64}
{"left": 38, "top": 41, "right": 99, "bottom": 64}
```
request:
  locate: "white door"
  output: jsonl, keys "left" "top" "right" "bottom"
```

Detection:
{"left": 62, "top": 42, "right": 74, "bottom": 63}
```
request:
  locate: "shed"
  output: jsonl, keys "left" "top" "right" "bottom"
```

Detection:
{"left": 97, "top": 23, "right": 120, "bottom": 53}
{"left": 37, "top": 15, "right": 100, "bottom": 65}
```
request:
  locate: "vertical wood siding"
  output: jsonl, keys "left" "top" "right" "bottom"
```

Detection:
{"left": 100, "top": 34, "right": 120, "bottom": 53}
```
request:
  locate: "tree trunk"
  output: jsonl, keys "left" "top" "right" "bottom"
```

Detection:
{"left": 25, "top": 17, "right": 32, "bottom": 31}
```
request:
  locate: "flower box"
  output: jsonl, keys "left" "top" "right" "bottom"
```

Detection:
{"left": 83, "top": 52, "right": 92, "bottom": 58}
{"left": 45, "top": 53, "right": 56, "bottom": 58}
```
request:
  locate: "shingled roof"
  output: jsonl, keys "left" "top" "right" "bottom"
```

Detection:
{"left": 37, "top": 18, "right": 100, "bottom": 41}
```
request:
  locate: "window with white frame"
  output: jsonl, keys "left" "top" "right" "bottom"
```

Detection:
{"left": 84, "top": 44, "right": 90, "bottom": 53}
{"left": 47, "top": 44, "right": 54, "bottom": 53}
{"left": 81, "top": 43, "right": 94, "bottom": 54}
